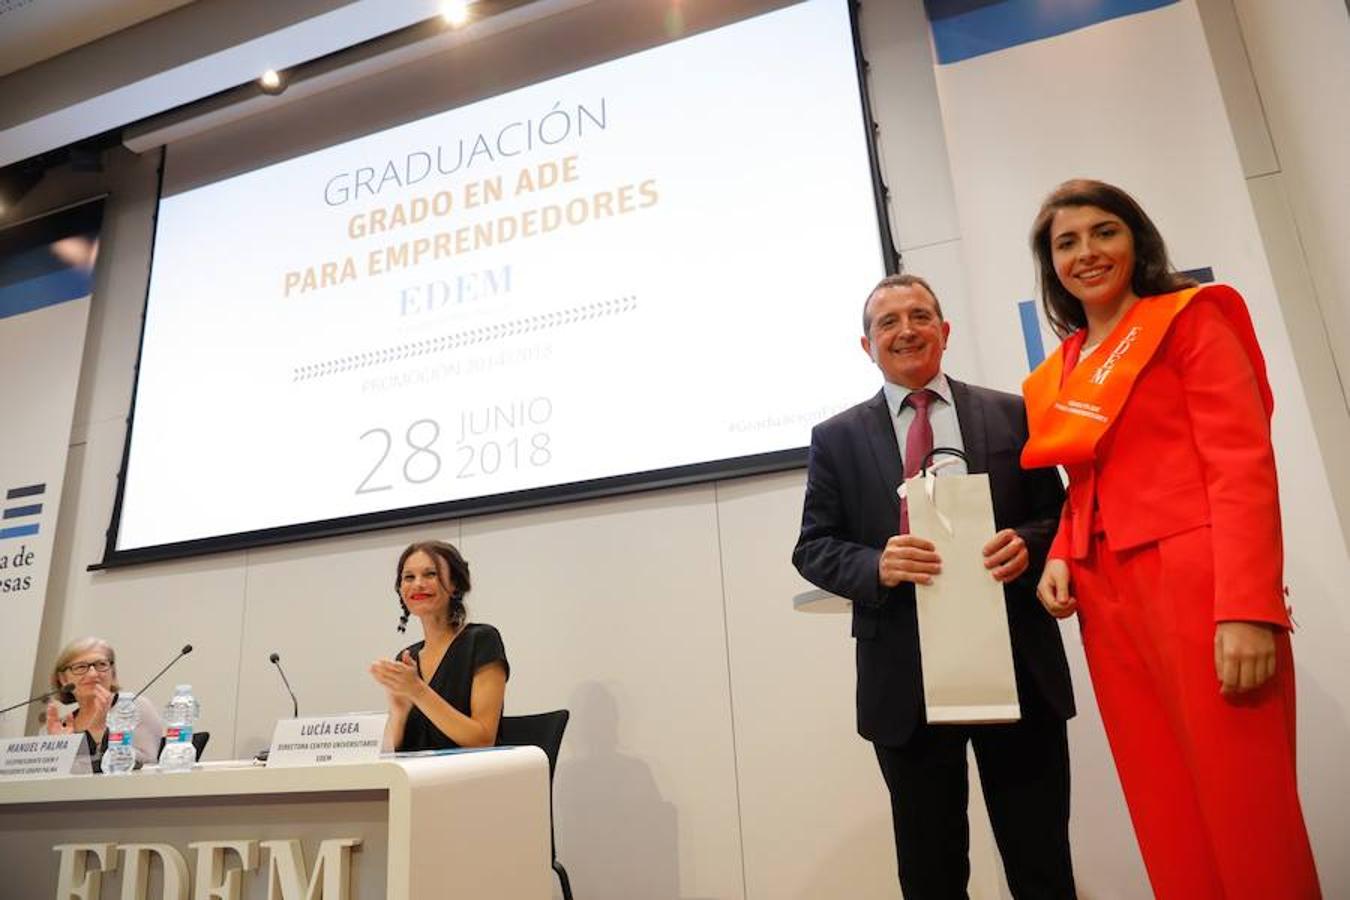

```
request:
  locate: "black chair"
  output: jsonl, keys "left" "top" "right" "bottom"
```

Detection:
{"left": 497, "top": 710, "right": 573, "bottom": 900}
{"left": 156, "top": 730, "right": 210, "bottom": 761}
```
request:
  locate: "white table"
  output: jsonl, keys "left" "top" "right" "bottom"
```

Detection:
{"left": 0, "top": 748, "right": 552, "bottom": 899}
{"left": 792, "top": 587, "right": 851, "bottom": 614}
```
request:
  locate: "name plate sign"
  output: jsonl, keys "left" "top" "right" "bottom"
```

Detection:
{"left": 0, "top": 733, "right": 88, "bottom": 780}
{"left": 266, "top": 715, "right": 387, "bottom": 768}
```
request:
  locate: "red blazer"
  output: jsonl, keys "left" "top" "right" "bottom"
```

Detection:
{"left": 1050, "top": 295, "right": 1289, "bottom": 627}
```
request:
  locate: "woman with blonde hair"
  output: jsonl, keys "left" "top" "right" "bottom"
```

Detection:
{"left": 44, "top": 637, "right": 164, "bottom": 771}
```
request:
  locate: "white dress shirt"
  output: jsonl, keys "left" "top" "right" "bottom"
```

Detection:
{"left": 881, "top": 372, "right": 968, "bottom": 476}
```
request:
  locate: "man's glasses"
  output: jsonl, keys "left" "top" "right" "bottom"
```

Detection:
{"left": 62, "top": 660, "right": 112, "bottom": 676}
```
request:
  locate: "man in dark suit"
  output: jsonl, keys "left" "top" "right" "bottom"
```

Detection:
{"left": 792, "top": 273, "right": 1076, "bottom": 899}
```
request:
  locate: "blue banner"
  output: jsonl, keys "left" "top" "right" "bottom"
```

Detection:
{"left": 925, "top": 0, "right": 1178, "bottom": 64}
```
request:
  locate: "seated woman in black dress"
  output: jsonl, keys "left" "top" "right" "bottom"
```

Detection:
{"left": 368, "top": 540, "right": 509, "bottom": 751}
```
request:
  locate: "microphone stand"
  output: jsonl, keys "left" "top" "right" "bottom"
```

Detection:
{"left": 0, "top": 689, "right": 57, "bottom": 717}
{"left": 269, "top": 653, "right": 300, "bottom": 719}
{"left": 256, "top": 652, "right": 300, "bottom": 763}
{"left": 131, "top": 644, "right": 194, "bottom": 701}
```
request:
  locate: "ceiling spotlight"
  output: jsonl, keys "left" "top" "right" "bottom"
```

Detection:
{"left": 441, "top": 1, "right": 471, "bottom": 26}
{"left": 259, "top": 69, "right": 285, "bottom": 94}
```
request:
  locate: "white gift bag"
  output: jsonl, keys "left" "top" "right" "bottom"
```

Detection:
{"left": 902, "top": 449, "right": 1020, "bottom": 724}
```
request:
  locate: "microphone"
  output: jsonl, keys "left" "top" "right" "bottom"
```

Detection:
{"left": 131, "top": 644, "right": 194, "bottom": 701}
{"left": 0, "top": 688, "right": 62, "bottom": 717}
{"left": 269, "top": 652, "right": 299, "bottom": 719}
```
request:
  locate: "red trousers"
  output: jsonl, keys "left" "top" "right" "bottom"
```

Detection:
{"left": 1072, "top": 525, "right": 1321, "bottom": 899}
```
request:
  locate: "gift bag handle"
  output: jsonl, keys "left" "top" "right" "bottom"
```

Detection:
{"left": 920, "top": 447, "right": 968, "bottom": 476}
{"left": 914, "top": 447, "right": 968, "bottom": 537}
{"left": 897, "top": 447, "right": 969, "bottom": 500}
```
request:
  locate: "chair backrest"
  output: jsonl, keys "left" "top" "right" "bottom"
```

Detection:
{"left": 496, "top": 710, "right": 569, "bottom": 780}
{"left": 498, "top": 710, "right": 573, "bottom": 895}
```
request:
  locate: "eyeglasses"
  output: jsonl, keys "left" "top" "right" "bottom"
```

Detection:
{"left": 63, "top": 660, "right": 112, "bottom": 676}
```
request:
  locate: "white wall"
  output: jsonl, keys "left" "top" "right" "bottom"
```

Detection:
{"left": 14, "top": 1, "right": 1350, "bottom": 898}
{"left": 1197, "top": 0, "right": 1350, "bottom": 546}
{"left": 1232, "top": 0, "right": 1350, "bottom": 386}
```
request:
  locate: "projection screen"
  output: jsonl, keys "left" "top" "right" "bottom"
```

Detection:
{"left": 102, "top": 0, "right": 894, "bottom": 564}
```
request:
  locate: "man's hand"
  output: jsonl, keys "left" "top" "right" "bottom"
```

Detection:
{"left": 1214, "top": 621, "right": 1277, "bottom": 695}
{"left": 1036, "top": 559, "right": 1077, "bottom": 618}
{"left": 878, "top": 535, "right": 942, "bottom": 587}
{"left": 983, "top": 529, "right": 1029, "bottom": 583}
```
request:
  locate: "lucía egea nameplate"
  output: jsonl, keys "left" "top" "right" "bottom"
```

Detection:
{"left": 265, "top": 714, "right": 387, "bottom": 768}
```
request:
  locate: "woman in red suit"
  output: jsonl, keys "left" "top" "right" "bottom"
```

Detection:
{"left": 1021, "top": 179, "right": 1320, "bottom": 899}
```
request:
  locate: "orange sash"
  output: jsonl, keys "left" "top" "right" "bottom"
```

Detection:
{"left": 1021, "top": 284, "right": 1272, "bottom": 468}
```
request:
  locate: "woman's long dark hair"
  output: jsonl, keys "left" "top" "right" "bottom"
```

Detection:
{"left": 1030, "top": 179, "right": 1196, "bottom": 338}
{"left": 394, "top": 540, "right": 471, "bottom": 633}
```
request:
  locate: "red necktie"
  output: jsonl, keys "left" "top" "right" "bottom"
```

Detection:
{"left": 899, "top": 389, "right": 936, "bottom": 534}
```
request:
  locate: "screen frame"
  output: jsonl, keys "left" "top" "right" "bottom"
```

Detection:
{"left": 94, "top": 0, "right": 898, "bottom": 569}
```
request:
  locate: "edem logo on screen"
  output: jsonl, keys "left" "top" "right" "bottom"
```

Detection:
{"left": 52, "top": 837, "right": 361, "bottom": 899}
{"left": 398, "top": 263, "right": 512, "bottom": 318}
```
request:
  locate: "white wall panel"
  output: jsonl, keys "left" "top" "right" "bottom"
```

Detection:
{"left": 1193, "top": 0, "right": 1279, "bottom": 177}
{"left": 35, "top": 417, "right": 249, "bottom": 756}
{"left": 717, "top": 470, "right": 895, "bottom": 900}
{"left": 861, "top": 0, "right": 961, "bottom": 254}
{"left": 1233, "top": 0, "right": 1350, "bottom": 393}
{"left": 462, "top": 487, "right": 744, "bottom": 900}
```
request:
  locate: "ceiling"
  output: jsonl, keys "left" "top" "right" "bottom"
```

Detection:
{"left": 0, "top": 0, "right": 594, "bottom": 178}
{"left": 0, "top": 0, "right": 198, "bottom": 78}
{"left": 0, "top": 0, "right": 446, "bottom": 170}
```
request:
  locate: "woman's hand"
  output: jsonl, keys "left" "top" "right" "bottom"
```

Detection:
{"left": 369, "top": 651, "right": 424, "bottom": 711}
{"left": 1036, "top": 559, "right": 1078, "bottom": 618}
{"left": 81, "top": 684, "right": 113, "bottom": 726}
{"left": 1214, "top": 621, "right": 1277, "bottom": 695}
{"left": 44, "top": 700, "right": 73, "bottom": 735}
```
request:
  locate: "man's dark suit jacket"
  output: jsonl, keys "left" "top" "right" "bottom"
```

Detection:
{"left": 792, "top": 377, "right": 1075, "bottom": 747}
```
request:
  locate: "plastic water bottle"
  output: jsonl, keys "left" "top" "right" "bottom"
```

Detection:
{"left": 101, "top": 692, "right": 139, "bottom": 775}
{"left": 159, "top": 684, "right": 200, "bottom": 773}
